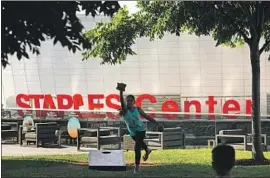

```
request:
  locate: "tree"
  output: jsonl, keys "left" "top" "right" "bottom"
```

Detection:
{"left": 83, "top": 1, "right": 270, "bottom": 162}
{"left": 1, "top": 1, "right": 120, "bottom": 67}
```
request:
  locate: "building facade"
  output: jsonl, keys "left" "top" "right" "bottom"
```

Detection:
{"left": 2, "top": 15, "right": 270, "bottom": 116}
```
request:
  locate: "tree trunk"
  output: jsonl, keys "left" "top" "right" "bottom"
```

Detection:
{"left": 250, "top": 47, "right": 265, "bottom": 162}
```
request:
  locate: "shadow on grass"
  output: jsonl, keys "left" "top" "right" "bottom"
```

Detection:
{"left": 2, "top": 159, "right": 270, "bottom": 178}
{"left": 77, "top": 149, "right": 92, "bottom": 153}
{"left": 1, "top": 159, "right": 212, "bottom": 177}
{"left": 235, "top": 159, "right": 270, "bottom": 166}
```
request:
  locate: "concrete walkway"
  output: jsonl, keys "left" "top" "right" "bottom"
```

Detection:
{"left": 1, "top": 144, "right": 90, "bottom": 156}
{"left": 3, "top": 144, "right": 269, "bottom": 157}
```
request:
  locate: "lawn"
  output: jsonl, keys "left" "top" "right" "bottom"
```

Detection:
{"left": 2, "top": 149, "right": 270, "bottom": 177}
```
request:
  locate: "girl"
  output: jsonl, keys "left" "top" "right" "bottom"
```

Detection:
{"left": 117, "top": 83, "right": 164, "bottom": 173}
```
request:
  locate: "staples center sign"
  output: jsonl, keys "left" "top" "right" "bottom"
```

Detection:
{"left": 15, "top": 94, "right": 252, "bottom": 120}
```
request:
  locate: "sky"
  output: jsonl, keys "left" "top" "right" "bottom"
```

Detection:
{"left": 77, "top": 1, "right": 138, "bottom": 14}
{"left": 118, "top": 1, "right": 138, "bottom": 14}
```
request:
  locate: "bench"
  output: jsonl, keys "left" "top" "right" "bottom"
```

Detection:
{"left": 19, "top": 122, "right": 62, "bottom": 148}
{"left": 215, "top": 129, "right": 267, "bottom": 151}
{"left": 123, "top": 134, "right": 135, "bottom": 151}
{"left": 145, "top": 127, "right": 185, "bottom": 150}
{"left": 77, "top": 127, "right": 121, "bottom": 150}
{"left": 1, "top": 122, "right": 19, "bottom": 143}
{"left": 60, "top": 126, "right": 77, "bottom": 145}
{"left": 208, "top": 139, "right": 216, "bottom": 148}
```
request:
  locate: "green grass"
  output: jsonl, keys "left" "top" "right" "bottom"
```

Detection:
{"left": 2, "top": 149, "right": 270, "bottom": 177}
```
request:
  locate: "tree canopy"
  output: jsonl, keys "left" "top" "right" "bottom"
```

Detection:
{"left": 82, "top": 1, "right": 270, "bottom": 162}
{"left": 1, "top": 1, "right": 120, "bottom": 67}
{"left": 82, "top": 1, "right": 270, "bottom": 64}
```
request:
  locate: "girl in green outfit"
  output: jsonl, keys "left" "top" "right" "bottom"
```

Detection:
{"left": 117, "top": 83, "right": 164, "bottom": 173}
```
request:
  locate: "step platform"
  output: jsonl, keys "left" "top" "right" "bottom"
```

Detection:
{"left": 88, "top": 150, "right": 126, "bottom": 171}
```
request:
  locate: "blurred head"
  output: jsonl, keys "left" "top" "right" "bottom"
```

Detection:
{"left": 212, "top": 144, "right": 235, "bottom": 176}
{"left": 126, "top": 95, "right": 135, "bottom": 109}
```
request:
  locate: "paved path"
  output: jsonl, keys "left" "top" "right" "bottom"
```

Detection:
{"left": 1, "top": 144, "right": 90, "bottom": 156}
{"left": 2, "top": 144, "right": 270, "bottom": 157}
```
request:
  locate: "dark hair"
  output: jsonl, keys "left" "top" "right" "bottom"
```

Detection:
{"left": 126, "top": 95, "right": 135, "bottom": 101}
{"left": 212, "top": 144, "right": 235, "bottom": 176}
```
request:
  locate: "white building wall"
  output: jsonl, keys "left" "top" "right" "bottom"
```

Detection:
{"left": 2, "top": 15, "right": 270, "bottom": 114}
